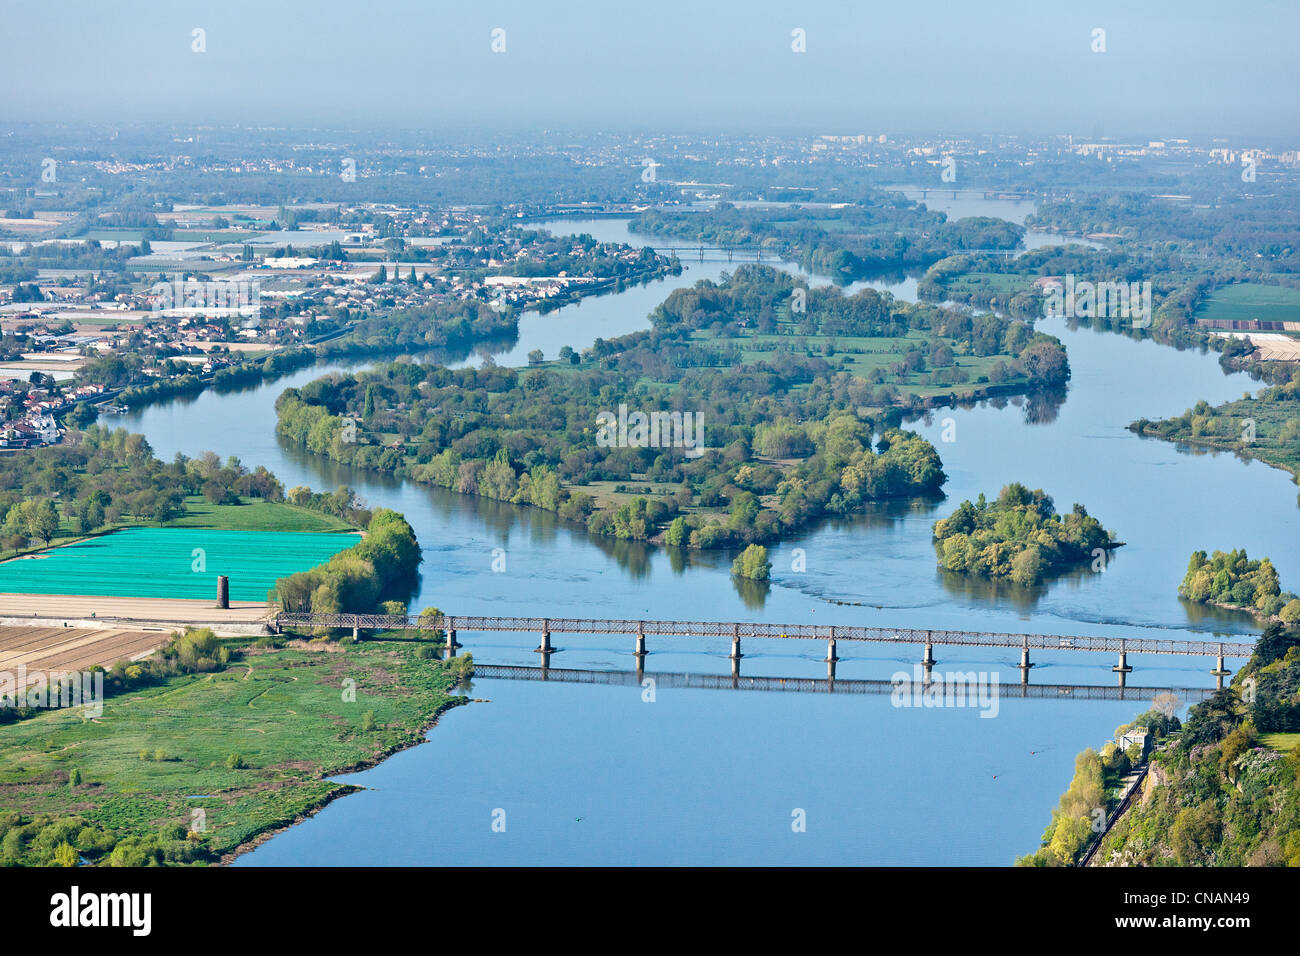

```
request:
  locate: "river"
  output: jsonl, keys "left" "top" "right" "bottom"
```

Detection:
{"left": 113, "top": 211, "right": 1296, "bottom": 865}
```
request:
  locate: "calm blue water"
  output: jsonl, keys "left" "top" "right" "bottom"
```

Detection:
{"left": 113, "top": 209, "right": 1295, "bottom": 865}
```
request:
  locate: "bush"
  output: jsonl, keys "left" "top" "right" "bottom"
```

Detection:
{"left": 731, "top": 544, "right": 771, "bottom": 581}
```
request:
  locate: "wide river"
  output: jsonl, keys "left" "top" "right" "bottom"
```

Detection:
{"left": 117, "top": 213, "right": 1296, "bottom": 865}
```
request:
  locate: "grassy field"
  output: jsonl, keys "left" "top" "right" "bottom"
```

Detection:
{"left": 1261, "top": 732, "right": 1300, "bottom": 753}
{"left": 168, "top": 497, "right": 355, "bottom": 533}
{"left": 676, "top": 328, "right": 1028, "bottom": 401}
{"left": 0, "top": 638, "right": 463, "bottom": 863}
{"left": 0, "top": 496, "right": 356, "bottom": 564}
{"left": 937, "top": 272, "right": 1035, "bottom": 296}
{"left": 1195, "top": 284, "right": 1300, "bottom": 323}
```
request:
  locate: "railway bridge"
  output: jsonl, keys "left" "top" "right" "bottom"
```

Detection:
{"left": 273, "top": 613, "right": 1253, "bottom": 688}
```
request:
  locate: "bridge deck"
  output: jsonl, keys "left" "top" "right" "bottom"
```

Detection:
{"left": 275, "top": 613, "right": 1255, "bottom": 658}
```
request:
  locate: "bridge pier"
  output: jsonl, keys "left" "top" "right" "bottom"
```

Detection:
{"left": 1211, "top": 652, "right": 1231, "bottom": 690}
{"left": 445, "top": 629, "right": 458, "bottom": 659}
{"left": 535, "top": 618, "right": 553, "bottom": 656}
{"left": 826, "top": 630, "right": 838, "bottom": 681}
{"left": 730, "top": 625, "right": 743, "bottom": 677}
{"left": 921, "top": 637, "right": 936, "bottom": 669}
{"left": 1018, "top": 645, "right": 1034, "bottom": 684}
{"left": 635, "top": 623, "right": 646, "bottom": 660}
{"left": 1114, "top": 649, "right": 1133, "bottom": 687}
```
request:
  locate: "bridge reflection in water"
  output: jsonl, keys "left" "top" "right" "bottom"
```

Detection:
{"left": 469, "top": 664, "right": 1218, "bottom": 704}
{"left": 276, "top": 613, "right": 1253, "bottom": 689}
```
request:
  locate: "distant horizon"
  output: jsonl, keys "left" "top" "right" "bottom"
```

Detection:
{"left": 3, "top": 0, "right": 1296, "bottom": 140}
{"left": 4, "top": 121, "right": 1296, "bottom": 149}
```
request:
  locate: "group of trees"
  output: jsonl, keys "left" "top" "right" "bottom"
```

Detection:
{"left": 0, "top": 813, "right": 213, "bottom": 867}
{"left": 932, "top": 482, "right": 1118, "bottom": 585}
{"left": 278, "top": 358, "right": 947, "bottom": 549}
{"left": 631, "top": 201, "right": 1024, "bottom": 280}
{"left": 731, "top": 543, "right": 771, "bottom": 581}
{"left": 1131, "top": 376, "right": 1300, "bottom": 501}
{"left": 1080, "top": 623, "right": 1300, "bottom": 866}
{"left": 272, "top": 508, "right": 420, "bottom": 615}
{"left": 1179, "top": 549, "right": 1300, "bottom": 621}
{"left": 0, "top": 426, "right": 374, "bottom": 557}
{"left": 1028, "top": 190, "right": 1300, "bottom": 266}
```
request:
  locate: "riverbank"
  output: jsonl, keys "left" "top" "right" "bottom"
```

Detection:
{"left": 1090, "top": 623, "right": 1300, "bottom": 866}
{"left": 0, "top": 637, "right": 466, "bottom": 866}
{"left": 1129, "top": 381, "right": 1300, "bottom": 492}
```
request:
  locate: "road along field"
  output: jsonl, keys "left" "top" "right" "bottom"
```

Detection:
{"left": 0, "top": 625, "right": 169, "bottom": 690}
{"left": 0, "top": 593, "right": 270, "bottom": 627}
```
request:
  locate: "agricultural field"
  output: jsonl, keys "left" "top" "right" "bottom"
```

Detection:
{"left": 0, "top": 627, "right": 167, "bottom": 678}
{"left": 0, "top": 638, "right": 463, "bottom": 863}
{"left": 1195, "top": 283, "right": 1300, "bottom": 324}
{"left": 0, "top": 527, "right": 360, "bottom": 602}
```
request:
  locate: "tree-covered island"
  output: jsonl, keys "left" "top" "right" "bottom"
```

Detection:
{"left": 277, "top": 266, "right": 1073, "bottom": 550}
{"left": 932, "top": 483, "right": 1119, "bottom": 586}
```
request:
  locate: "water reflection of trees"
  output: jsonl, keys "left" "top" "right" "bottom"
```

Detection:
{"left": 1022, "top": 385, "right": 1068, "bottom": 424}
{"left": 937, "top": 553, "right": 1134, "bottom": 613}
{"left": 293, "top": 453, "right": 663, "bottom": 578}
{"left": 1177, "top": 597, "right": 1263, "bottom": 634}
{"left": 906, "top": 383, "right": 1068, "bottom": 431}
{"left": 937, "top": 568, "right": 1045, "bottom": 611}
{"left": 732, "top": 576, "right": 770, "bottom": 610}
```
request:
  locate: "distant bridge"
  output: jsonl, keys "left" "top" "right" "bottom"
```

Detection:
{"left": 273, "top": 613, "right": 1253, "bottom": 687}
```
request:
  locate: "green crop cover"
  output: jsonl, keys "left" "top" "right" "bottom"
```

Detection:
{"left": 0, "top": 528, "right": 360, "bottom": 602}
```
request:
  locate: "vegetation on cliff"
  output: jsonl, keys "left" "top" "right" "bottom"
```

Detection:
{"left": 1015, "top": 707, "right": 1181, "bottom": 867}
{"left": 1091, "top": 623, "right": 1300, "bottom": 866}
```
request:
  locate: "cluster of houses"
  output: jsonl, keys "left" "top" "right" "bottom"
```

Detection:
{"left": 0, "top": 381, "right": 106, "bottom": 448}
{"left": 0, "top": 415, "right": 60, "bottom": 448}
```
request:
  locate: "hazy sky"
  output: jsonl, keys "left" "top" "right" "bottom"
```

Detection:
{"left": 4, "top": 0, "right": 1297, "bottom": 140}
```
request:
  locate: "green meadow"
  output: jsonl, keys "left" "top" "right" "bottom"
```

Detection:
{"left": 1196, "top": 283, "right": 1300, "bottom": 324}
{"left": 0, "top": 639, "right": 463, "bottom": 862}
